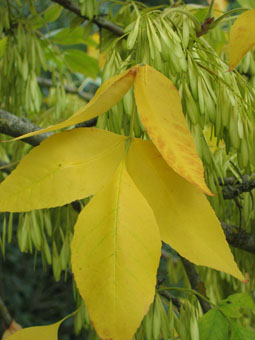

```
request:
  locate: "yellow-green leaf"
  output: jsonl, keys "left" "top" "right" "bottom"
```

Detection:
{"left": 126, "top": 139, "right": 244, "bottom": 281}
{"left": 71, "top": 162, "right": 161, "bottom": 340}
{"left": 13, "top": 68, "right": 136, "bottom": 141}
{"left": 5, "top": 321, "right": 62, "bottom": 340}
{"left": 134, "top": 65, "right": 212, "bottom": 196}
{"left": 0, "top": 128, "right": 125, "bottom": 212}
{"left": 229, "top": 9, "right": 255, "bottom": 70}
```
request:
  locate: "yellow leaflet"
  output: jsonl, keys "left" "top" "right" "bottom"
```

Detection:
{"left": 134, "top": 65, "right": 212, "bottom": 196}
{"left": 12, "top": 68, "right": 136, "bottom": 141}
{"left": 126, "top": 139, "right": 244, "bottom": 281}
{"left": 71, "top": 163, "right": 161, "bottom": 340}
{"left": 5, "top": 311, "right": 76, "bottom": 340}
{"left": 5, "top": 322, "right": 61, "bottom": 340}
{"left": 229, "top": 9, "right": 255, "bottom": 70}
{"left": 0, "top": 128, "right": 125, "bottom": 212}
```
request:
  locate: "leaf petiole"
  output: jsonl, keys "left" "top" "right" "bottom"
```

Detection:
{"left": 157, "top": 286, "right": 216, "bottom": 308}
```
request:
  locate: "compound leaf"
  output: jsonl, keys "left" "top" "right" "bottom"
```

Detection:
{"left": 71, "top": 162, "right": 161, "bottom": 340}
{"left": 126, "top": 139, "right": 244, "bottom": 281}
{"left": 134, "top": 65, "right": 212, "bottom": 195}
{"left": 0, "top": 128, "right": 125, "bottom": 212}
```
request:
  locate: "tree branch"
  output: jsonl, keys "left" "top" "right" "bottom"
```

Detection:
{"left": 0, "top": 110, "right": 52, "bottom": 146}
{"left": 220, "top": 174, "right": 255, "bottom": 199}
{"left": 37, "top": 77, "right": 94, "bottom": 102}
{"left": 51, "top": 0, "right": 124, "bottom": 36}
{"left": 180, "top": 256, "right": 211, "bottom": 313}
{"left": 221, "top": 221, "right": 255, "bottom": 254}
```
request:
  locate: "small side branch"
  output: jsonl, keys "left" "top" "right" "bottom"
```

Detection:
{"left": 37, "top": 77, "right": 94, "bottom": 102}
{"left": 221, "top": 174, "right": 255, "bottom": 199}
{"left": 0, "top": 296, "right": 12, "bottom": 328}
{"left": 180, "top": 256, "right": 211, "bottom": 313}
{"left": 51, "top": 0, "right": 124, "bottom": 36}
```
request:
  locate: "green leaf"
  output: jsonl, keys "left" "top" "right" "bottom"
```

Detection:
{"left": 230, "top": 320, "right": 255, "bottom": 340}
{"left": 219, "top": 293, "right": 255, "bottom": 318}
{"left": 198, "top": 309, "right": 229, "bottom": 340}
{"left": 238, "top": 0, "right": 255, "bottom": 9}
{"left": 0, "top": 37, "right": 7, "bottom": 58}
{"left": 43, "top": 4, "right": 62, "bottom": 23}
{"left": 64, "top": 49, "right": 99, "bottom": 78}
{"left": 51, "top": 26, "right": 97, "bottom": 46}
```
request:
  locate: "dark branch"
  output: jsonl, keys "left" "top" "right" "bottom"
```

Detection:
{"left": 37, "top": 77, "right": 94, "bottom": 102}
{"left": 0, "top": 296, "right": 12, "bottom": 328}
{"left": 220, "top": 174, "right": 255, "bottom": 199}
{"left": 51, "top": 0, "right": 124, "bottom": 36}
{"left": 180, "top": 256, "right": 211, "bottom": 313}
{"left": 221, "top": 221, "right": 255, "bottom": 254}
{"left": 0, "top": 110, "right": 52, "bottom": 146}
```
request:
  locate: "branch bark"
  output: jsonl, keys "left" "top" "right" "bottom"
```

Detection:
{"left": 221, "top": 221, "right": 255, "bottom": 254}
{"left": 51, "top": 0, "right": 124, "bottom": 36}
{"left": 220, "top": 175, "right": 255, "bottom": 199}
{"left": 0, "top": 110, "right": 52, "bottom": 146}
{"left": 180, "top": 256, "right": 211, "bottom": 313}
{"left": 37, "top": 77, "right": 94, "bottom": 102}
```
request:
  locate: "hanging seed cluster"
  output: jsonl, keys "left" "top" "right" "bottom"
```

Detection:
{"left": 0, "top": 21, "right": 44, "bottom": 114}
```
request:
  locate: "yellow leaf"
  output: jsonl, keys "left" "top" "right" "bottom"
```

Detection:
{"left": 13, "top": 68, "right": 136, "bottom": 141}
{"left": 229, "top": 9, "right": 255, "bottom": 70}
{"left": 134, "top": 65, "right": 212, "bottom": 196}
{"left": 0, "top": 128, "right": 125, "bottom": 212}
{"left": 2, "top": 320, "right": 22, "bottom": 340}
{"left": 71, "top": 162, "right": 161, "bottom": 340}
{"left": 126, "top": 139, "right": 244, "bottom": 281}
{"left": 4, "top": 321, "right": 61, "bottom": 340}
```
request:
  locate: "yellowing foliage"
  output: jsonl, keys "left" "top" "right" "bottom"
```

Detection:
{"left": 71, "top": 163, "right": 161, "bottom": 340}
{"left": 0, "top": 65, "right": 244, "bottom": 340}
{"left": 3, "top": 321, "right": 62, "bottom": 340}
{"left": 229, "top": 9, "right": 255, "bottom": 70}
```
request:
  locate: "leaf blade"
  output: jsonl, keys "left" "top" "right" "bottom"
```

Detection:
{"left": 134, "top": 65, "right": 212, "bottom": 195}
{"left": 126, "top": 139, "right": 244, "bottom": 281}
{"left": 229, "top": 9, "right": 255, "bottom": 70}
{"left": 198, "top": 309, "right": 228, "bottom": 340}
{"left": 71, "top": 162, "right": 161, "bottom": 340}
{"left": 5, "top": 321, "right": 62, "bottom": 340}
{"left": 13, "top": 68, "right": 136, "bottom": 141}
{"left": 0, "top": 128, "right": 125, "bottom": 212}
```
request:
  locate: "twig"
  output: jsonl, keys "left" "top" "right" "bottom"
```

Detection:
{"left": 220, "top": 174, "right": 255, "bottom": 199}
{"left": 37, "top": 77, "right": 94, "bottom": 102}
{"left": 0, "top": 110, "right": 52, "bottom": 146}
{"left": 51, "top": 0, "right": 124, "bottom": 36}
{"left": 180, "top": 256, "right": 211, "bottom": 313}
{"left": 221, "top": 221, "right": 255, "bottom": 254}
{"left": 0, "top": 296, "right": 12, "bottom": 328}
